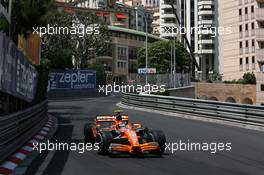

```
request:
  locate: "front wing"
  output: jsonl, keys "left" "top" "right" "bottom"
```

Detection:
{"left": 109, "top": 142, "right": 160, "bottom": 154}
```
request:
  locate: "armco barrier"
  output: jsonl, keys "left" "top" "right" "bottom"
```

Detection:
{"left": 0, "top": 100, "right": 48, "bottom": 162}
{"left": 122, "top": 93, "right": 264, "bottom": 127}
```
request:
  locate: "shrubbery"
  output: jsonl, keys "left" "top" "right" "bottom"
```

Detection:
{"left": 206, "top": 72, "right": 256, "bottom": 85}
{"left": 224, "top": 72, "right": 256, "bottom": 85}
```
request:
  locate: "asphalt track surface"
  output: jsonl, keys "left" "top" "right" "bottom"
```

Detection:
{"left": 26, "top": 96, "right": 264, "bottom": 175}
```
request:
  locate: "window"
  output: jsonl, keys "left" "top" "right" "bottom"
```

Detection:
{"left": 251, "top": 6, "right": 254, "bottom": 13}
{"left": 261, "top": 42, "right": 264, "bottom": 49}
{"left": 240, "top": 42, "right": 243, "bottom": 48}
{"left": 245, "top": 7, "right": 248, "bottom": 14}
{"left": 245, "top": 24, "right": 248, "bottom": 30}
{"left": 261, "top": 84, "right": 264, "bottom": 91}
{"left": 246, "top": 40, "right": 249, "bottom": 47}
{"left": 240, "top": 25, "right": 242, "bottom": 32}
{"left": 252, "top": 39, "right": 255, "bottom": 47}
{"left": 246, "top": 57, "right": 249, "bottom": 64}
{"left": 240, "top": 58, "right": 243, "bottom": 65}
{"left": 239, "top": 9, "right": 242, "bottom": 15}
{"left": 252, "top": 22, "right": 255, "bottom": 29}
{"left": 252, "top": 56, "right": 255, "bottom": 63}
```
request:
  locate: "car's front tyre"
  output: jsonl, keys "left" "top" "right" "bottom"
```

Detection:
{"left": 149, "top": 130, "right": 166, "bottom": 154}
{"left": 84, "top": 123, "right": 95, "bottom": 143}
{"left": 96, "top": 131, "right": 113, "bottom": 155}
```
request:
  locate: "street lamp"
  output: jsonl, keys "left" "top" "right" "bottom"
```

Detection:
{"left": 8, "top": 0, "right": 12, "bottom": 37}
{"left": 135, "top": 7, "right": 148, "bottom": 85}
{"left": 170, "top": 33, "right": 176, "bottom": 88}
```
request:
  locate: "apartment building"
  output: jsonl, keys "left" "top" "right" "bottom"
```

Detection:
{"left": 194, "top": 0, "right": 223, "bottom": 80}
{"left": 160, "top": 0, "right": 179, "bottom": 38}
{"left": 142, "top": 0, "right": 159, "bottom": 8}
{"left": 160, "top": 0, "right": 195, "bottom": 46}
{"left": 160, "top": 0, "right": 216, "bottom": 79}
{"left": 152, "top": 9, "right": 160, "bottom": 35}
{"left": 222, "top": 0, "right": 264, "bottom": 104}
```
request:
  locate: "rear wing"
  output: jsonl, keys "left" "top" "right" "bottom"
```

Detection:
{"left": 96, "top": 115, "right": 129, "bottom": 122}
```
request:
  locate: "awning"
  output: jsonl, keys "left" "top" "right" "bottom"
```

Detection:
{"left": 96, "top": 12, "right": 110, "bottom": 17}
{"left": 115, "top": 13, "right": 127, "bottom": 19}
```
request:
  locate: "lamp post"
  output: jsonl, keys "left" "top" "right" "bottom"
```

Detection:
{"left": 8, "top": 0, "right": 12, "bottom": 37}
{"left": 135, "top": 7, "right": 148, "bottom": 85}
{"left": 173, "top": 34, "right": 176, "bottom": 88}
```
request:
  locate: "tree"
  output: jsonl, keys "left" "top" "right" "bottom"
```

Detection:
{"left": 87, "top": 63, "right": 106, "bottom": 86}
{"left": 41, "top": 12, "right": 74, "bottom": 69}
{"left": 34, "top": 59, "right": 51, "bottom": 103}
{"left": 41, "top": 11, "right": 110, "bottom": 69}
{"left": 70, "top": 11, "right": 110, "bottom": 68}
{"left": 137, "top": 40, "right": 191, "bottom": 73}
{"left": 11, "top": 0, "right": 55, "bottom": 42}
{"left": 0, "top": 16, "right": 9, "bottom": 34}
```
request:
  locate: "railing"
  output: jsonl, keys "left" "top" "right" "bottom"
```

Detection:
{"left": 122, "top": 93, "right": 264, "bottom": 127}
{"left": 0, "top": 100, "right": 48, "bottom": 162}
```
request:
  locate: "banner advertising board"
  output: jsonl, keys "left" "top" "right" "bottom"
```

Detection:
{"left": 49, "top": 69, "right": 96, "bottom": 90}
{"left": 0, "top": 32, "right": 38, "bottom": 102}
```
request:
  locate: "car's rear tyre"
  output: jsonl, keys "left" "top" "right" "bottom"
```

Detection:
{"left": 96, "top": 131, "right": 113, "bottom": 155}
{"left": 150, "top": 130, "right": 166, "bottom": 154}
{"left": 84, "top": 123, "right": 95, "bottom": 143}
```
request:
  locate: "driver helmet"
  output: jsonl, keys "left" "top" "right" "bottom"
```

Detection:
{"left": 116, "top": 114, "right": 122, "bottom": 121}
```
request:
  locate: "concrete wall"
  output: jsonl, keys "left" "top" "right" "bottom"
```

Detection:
{"left": 169, "top": 86, "right": 196, "bottom": 99}
{"left": 196, "top": 83, "right": 256, "bottom": 104}
{"left": 47, "top": 89, "right": 107, "bottom": 100}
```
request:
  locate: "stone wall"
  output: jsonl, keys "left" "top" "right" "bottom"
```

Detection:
{"left": 196, "top": 83, "right": 256, "bottom": 104}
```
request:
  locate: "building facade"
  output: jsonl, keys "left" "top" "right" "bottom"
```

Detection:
{"left": 152, "top": 9, "right": 160, "bottom": 35}
{"left": 159, "top": 0, "right": 180, "bottom": 38}
{"left": 142, "top": 0, "right": 159, "bottom": 8}
{"left": 94, "top": 26, "right": 164, "bottom": 83}
{"left": 194, "top": 0, "right": 223, "bottom": 80}
{"left": 222, "top": 0, "right": 264, "bottom": 105}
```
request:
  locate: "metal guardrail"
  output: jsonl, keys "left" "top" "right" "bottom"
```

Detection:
{"left": 0, "top": 100, "right": 48, "bottom": 162}
{"left": 122, "top": 93, "right": 264, "bottom": 127}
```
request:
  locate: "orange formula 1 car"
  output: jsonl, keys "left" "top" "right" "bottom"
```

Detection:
{"left": 83, "top": 110, "right": 166, "bottom": 155}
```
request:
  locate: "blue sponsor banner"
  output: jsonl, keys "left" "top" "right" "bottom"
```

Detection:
{"left": 0, "top": 32, "right": 38, "bottom": 102}
{"left": 49, "top": 69, "right": 96, "bottom": 90}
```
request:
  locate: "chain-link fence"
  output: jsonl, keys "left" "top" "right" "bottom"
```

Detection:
{"left": 127, "top": 73, "right": 191, "bottom": 88}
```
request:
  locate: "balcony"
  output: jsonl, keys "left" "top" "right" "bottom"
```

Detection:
{"left": 198, "top": 0, "right": 214, "bottom": 6}
{"left": 198, "top": 20, "right": 214, "bottom": 25}
{"left": 256, "top": 0, "right": 264, "bottom": 3}
{"left": 161, "top": 4, "right": 176, "bottom": 9}
{"left": 198, "top": 39, "right": 214, "bottom": 44}
{"left": 256, "top": 28, "right": 264, "bottom": 41}
{"left": 256, "top": 8, "right": 264, "bottom": 21}
{"left": 256, "top": 49, "right": 264, "bottom": 62}
{"left": 162, "top": 13, "right": 176, "bottom": 18}
{"left": 198, "top": 10, "right": 214, "bottom": 16}
{"left": 198, "top": 49, "right": 214, "bottom": 54}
